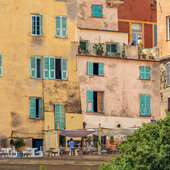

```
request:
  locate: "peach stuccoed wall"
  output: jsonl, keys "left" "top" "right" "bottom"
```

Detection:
{"left": 77, "top": 55, "right": 160, "bottom": 128}
{"left": 77, "top": 0, "right": 118, "bottom": 31}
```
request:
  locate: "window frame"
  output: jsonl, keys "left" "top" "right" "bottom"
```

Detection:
{"left": 167, "top": 16, "right": 170, "bottom": 41}
{"left": 139, "top": 66, "right": 151, "bottom": 80}
{"left": 55, "top": 16, "right": 67, "bottom": 38}
{"left": 91, "top": 5, "right": 103, "bottom": 18}
{"left": 166, "top": 63, "right": 170, "bottom": 86}
{"left": 31, "top": 14, "right": 43, "bottom": 36}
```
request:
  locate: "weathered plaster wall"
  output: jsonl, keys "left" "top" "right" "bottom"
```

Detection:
{"left": 0, "top": 0, "right": 82, "bottom": 149}
{"left": 77, "top": 0, "right": 118, "bottom": 31}
{"left": 77, "top": 55, "right": 160, "bottom": 128}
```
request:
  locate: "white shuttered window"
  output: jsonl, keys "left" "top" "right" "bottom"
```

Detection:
{"left": 167, "top": 17, "right": 170, "bottom": 40}
{"left": 167, "top": 64, "right": 170, "bottom": 86}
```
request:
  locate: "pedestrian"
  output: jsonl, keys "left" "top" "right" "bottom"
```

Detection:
{"left": 90, "top": 139, "right": 94, "bottom": 151}
{"left": 68, "top": 138, "right": 75, "bottom": 156}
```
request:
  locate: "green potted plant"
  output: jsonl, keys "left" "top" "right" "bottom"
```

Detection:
{"left": 14, "top": 138, "right": 25, "bottom": 151}
{"left": 93, "top": 43, "right": 104, "bottom": 56}
{"left": 110, "top": 136, "right": 114, "bottom": 145}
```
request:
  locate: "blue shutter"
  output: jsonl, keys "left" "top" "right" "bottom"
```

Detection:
{"left": 39, "top": 14, "right": 43, "bottom": 36}
{"left": 60, "top": 105, "right": 65, "bottom": 130}
{"left": 154, "top": 25, "right": 157, "bottom": 47}
{"left": 98, "top": 63, "right": 104, "bottom": 76}
{"left": 30, "top": 97, "right": 36, "bottom": 119}
{"left": 56, "top": 16, "right": 61, "bottom": 37}
{"left": 49, "top": 57, "right": 55, "bottom": 79}
{"left": 87, "top": 90, "right": 94, "bottom": 112}
{"left": 140, "top": 95, "right": 145, "bottom": 116}
{"left": 0, "top": 54, "right": 2, "bottom": 76}
{"left": 145, "top": 95, "right": 151, "bottom": 116}
{"left": 30, "top": 56, "right": 37, "bottom": 78}
{"left": 98, "top": 5, "right": 103, "bottom": 17}
{"left": 61, "top": 58, "right": 68, "bottom": 80}
{"left": 139, "top": 66, "right": 145, "bottom": 79}
{"left": 62, "top": 16, "right": 67, "bottom": 38}
{"left": 55, "top": 104, "right": 61, "bottom": 129}
{"left": 43, "top": 56, "right": 49, "bottom": 79}
{"left": 87, "top": 62, "right": 93, "bottom": 75}
{"left": 92, "top": 5, "right": 97, "bottom": 17}
{"left": 145, "top": 67, "right": 151, "bottom": 80}
{"left": 41, "top": 97, "right": 43, "bottom": 119}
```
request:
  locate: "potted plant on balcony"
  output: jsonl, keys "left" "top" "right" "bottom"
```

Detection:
{"left": 78, "top": 46, "right": 83, "bottom": 54}
{"left": 93, "top": 43, "right": 104, "bottom": 56}
{"left": 110, "top": 136, "right": 114, "bottom": 145}
{"left": 149, "top": 56, "right": 154, "bottom": 60}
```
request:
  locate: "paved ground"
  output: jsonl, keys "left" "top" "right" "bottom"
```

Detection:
{"left": 0, "top": 155, "right": 114, "bottom": 170}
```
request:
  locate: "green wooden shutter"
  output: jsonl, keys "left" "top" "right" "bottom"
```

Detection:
{"left": 30, "top": 56, "right": 37, "bottom": 78}
{"left": 139, "top": 66, "right": 145, "bottom": 79}
{"left": 56, "top": 16, "right": 61, "bottom": 37}
{"left": 111, "top": 44, "right": 117, "bottom": 54}
{"left": 145, "top": 95, "right": 151, "bottom": 116}
{"left": 62, "top": 16, "right": 67, "bottom": 38}
{"left": 140, "top": 94, "right": 145, "bottom": 116}
{"left": 60, "top": 105, "right": 65, "bottom": 130}
{"left": 98, "top": 5, "right": 103, "bottom": 17}
{"left": 41, "top": 97, "right": 43, "bottom": 119}
{"left": 87, "top": 90, "right": 94, "bottom": 112}
{"left": 43, "top": 56, "right": 49, "bottom": 79}
{"left": 49, "top": 57, "right": 55, "bottom": 79}
{"left": 61, "top": 58, "right": 68, "bottom": 80}
{"left": 98, "top": 63, "right": 104, "bottom": 76}
{"left": 39, "top": 14, "right": 43, "bottom": 36}
{"left": 55, "top": 104, "right": 61, "bottom": 129}
{"left": 92, "top": 5, "right": 97, "bottom": 17}
{"left": 0, "top": 54, "right": 2, "bottom": 76}
{"left": 30, "top": 97, "right": 36, "bottom": 119}
{"left": 145, "top": 66, "right": 151, "bottom": 80}
{"left": 87, "top": 62, "right": 93, "bottom": 75}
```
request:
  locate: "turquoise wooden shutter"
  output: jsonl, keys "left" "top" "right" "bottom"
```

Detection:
{"left": 43, "top": 56, "right": 49, "bottom": 79}
{"left": 87, "top": 90, "right": 94, "bottom": 112}
{"left": 98, "top": 5, "right": 103, "bottom": 17}
{"left": 98, "top": 63, "right": 104, "bottom": 76}
{"left": 41, "top": 97, "right": 43, "bottom": 119}
{"left": 92, "top": 5, "right": 97, "bottom": 17}
{"left": 55, "top": 104, "right": 61, "bottom": 129}
{"left": 56, "top": 16, "right": 61, "bottom": 37}
{"left": 61, "top": 58, "right": 68, "bottom": 80}
{"left": 139, "top": 66, "right": 145, "bottom": 79}
{"left": 0, "top": 54, "right": 2, "bottom": 76}
{"left": 30, "top": 97, "right": 36, "bottom": 119}
{"left": 60, "top": 105, "right": 65, "bottom": 130}
{"left": 140, "top": 95, "right": 145, "bottom": 116}
{"left": 154, "top": 25, "right": 157, "bottom": 47}
{"left": 62, "top": 16, "right": 67, "bottom": 38}
{"left": 111, "top": 44, "right": 117, "bottom": 54}
{"left": 145, "top": 95, "right": 151, "bottom": 116}
{"left": 39, "top": 14, "right": 43, "bottom": 36}
{"left": 87, "top": 62, "right": 93, "bottom": 75}
{"left": 30, "top": 56, "right": 37, "bottom": 78}
{"left": 145, "top": 67, "right": 151, "bottom": 80}
{"left": 49, "top": 57, "right": 55, "bottom": 79}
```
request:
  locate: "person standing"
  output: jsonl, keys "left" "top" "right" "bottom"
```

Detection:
{"left": 68, "top": 138, "right": 75, "bottom": 156}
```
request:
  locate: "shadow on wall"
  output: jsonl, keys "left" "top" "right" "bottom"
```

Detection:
{"left": 0, "top": 131, "right": 7, "bottom": 147}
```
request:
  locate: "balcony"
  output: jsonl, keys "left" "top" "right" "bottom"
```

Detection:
{"left": 78, "top": 42, "right": 158, "bottom": 61}
{"left": 106, "top": 0, "right": 124, "bottom": 7}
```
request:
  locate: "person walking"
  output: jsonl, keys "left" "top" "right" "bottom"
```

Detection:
{"left": 68, "top": 138, "right": 75, "bottom": 156}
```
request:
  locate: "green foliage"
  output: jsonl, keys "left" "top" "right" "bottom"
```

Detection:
{"left": 110, "top": 136, "right": 114, "bottom": 143}
{"left": 93, "top": 43, "right": 104, "bottom": 55}
{"left": 10, "top": 139, "right": 15, "bottom": 145}
{"left": 14, "top": 138, "right": 25, "bottom": 149}
{"left": 100, "top": 117, "right": 170, "bottom": 170}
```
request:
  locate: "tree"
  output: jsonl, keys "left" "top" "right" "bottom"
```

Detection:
{"left": 100, "top": 117, "right": 170, "bottom": 170}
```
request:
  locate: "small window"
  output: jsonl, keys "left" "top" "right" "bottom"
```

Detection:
{"left": 131, "top": 23, "right": 142, "bottom": 45}
{"left": 87, "top": 62, "right": 104, "bottom": 76}
{"left": 140, "top": 94, "right": 151, "bottom": 116}
{"left": 139, "top": 66, "right": 151, "bottom": 80}
{"left": 0, "top": 54, "right": 2, "bottom": 76}
{"left": 30, "top": 56, "right": 42, "bottom": 78}
{"left": 31, "top": 15, "right": 43, "bottom": 36}
{"left": 167, "top": 17, "right": 170, "bottom": 40}
{"left": 168, "top": 98, "right": 170, "bottom": 111}
{"left": 55, "top": 104, "right": 65, "bottom": 130}
{"left": 92, "top": 5, "right": 103, "bottom": 17}
{"left": 29, "top": 97, "right": 43, "bottom": 119}
{"left": 87, "top": 90, "right": 104, "bottom": 113}
{"left": 56, "top": 16, "right": 67, "bottom": 38}
{"left": 106, "top": 44, "right": 117, "bottom": 56}
{"left": 80, "top": 41, "right": 87, "bottom": 51}
{"left": 166, "top": 64, "right": 170, "bottom": 86}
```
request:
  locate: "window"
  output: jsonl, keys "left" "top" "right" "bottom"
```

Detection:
{"left": 87, "top": 62, "right": 104, "bottom": 76}
{"left": 29, "top": 97, "right": 43, "bottom": 119}
{"left": 55, "top": 104, "right": 65, "bottom": 130}
{"left": 80, "top": 41, "right": 88, "bottom": 51}
{"left": 31, "top": 15, "right": 43, "bottom": 36}
{"left": 154, "top": 25, "right": 157, "bottom": 47}
{"left": 139, "top": 66, "right": 151, "bottom": 80}
{"left": 140, "top": 94, "right": 151, "bottom": 116}
{"left": 0, "top": 54, "right": 2, "bottom": 76}
{"left": 168, "top": 98, "right": 170, "bottom": 111}
{"left": 91, "top": 5, "right": 103, "bottom": 17}
{"left": 87, "top": 90, "right": 104, "bottom": 113}
{"left": 56, "top": 16, "right": 67, "bottom": 38}
{"left": 167, "top": 17, "right": 170, "bottom": 40}
{"left": 43, "top": 56, "right": 67, "bottom": 80}
{"left": 166, "top": 64, "right": 170, "bottom": 86}
{"left": 106, "top": 44, "right": 117, "bottom": 56}
{"left": 131, "top": 23, "right": 142, "bottom": 45}
{"left": 30, "top": 56, "right": 42, "bottom": 78}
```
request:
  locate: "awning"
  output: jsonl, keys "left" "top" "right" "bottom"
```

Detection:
{"left": 60, "top": 130, "right": 95, "bottom": 137}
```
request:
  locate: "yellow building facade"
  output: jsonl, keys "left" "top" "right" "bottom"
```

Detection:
{"left": 0, "top": 0, "right": 82, "bottom": 151}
